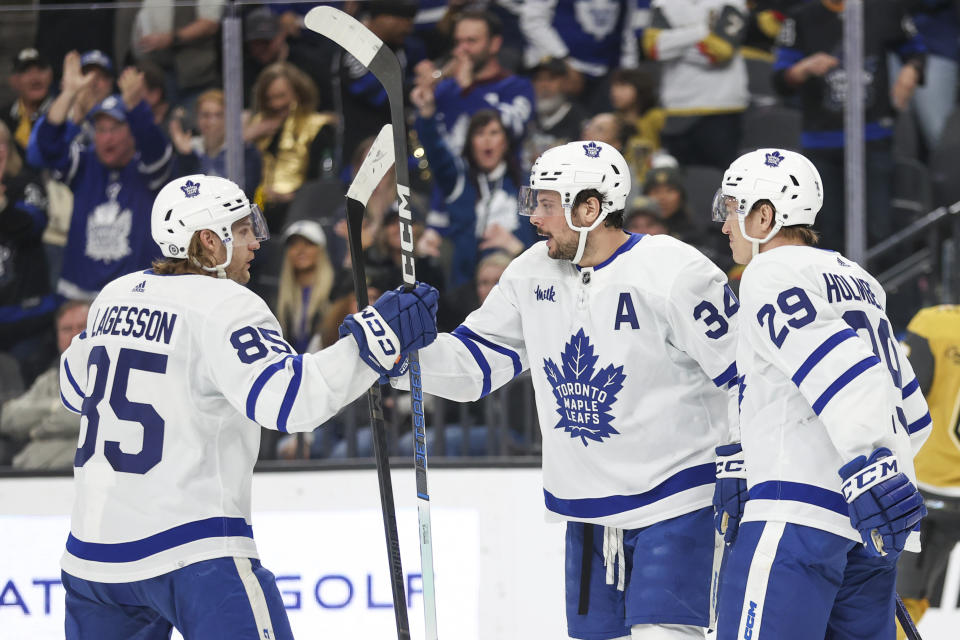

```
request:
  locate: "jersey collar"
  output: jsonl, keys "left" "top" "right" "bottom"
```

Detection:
{"left": 575, "top": 232, "right": 645, "bottom": 272}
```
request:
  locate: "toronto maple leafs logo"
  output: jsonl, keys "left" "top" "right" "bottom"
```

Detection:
{"left": 764, "top": 150, "right": 785, "bottom": 167}
{"left": 583, "top": 141, "right": 601, "bottom": 158}
{"left": 180, "top": 180, "right": 200, "bottom": 198}
{"left": 543, "top": 329, "right": 624, "bottom": 446}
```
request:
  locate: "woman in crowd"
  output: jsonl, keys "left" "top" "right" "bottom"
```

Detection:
{"left": 411, "top": 83, "right": 535, "bottom": 288}
{"left": 244, "top": 61, "right": 336, "bottom": 234}
{"left": 275, "top": 219, "right": 336, "bottom": 354}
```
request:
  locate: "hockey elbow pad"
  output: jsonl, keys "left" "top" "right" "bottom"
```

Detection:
{"left": 839, "top": 448, "right": 927, "bottom": 557}
{"left": 713, "top": 442, "right": 748, "bottom": 544}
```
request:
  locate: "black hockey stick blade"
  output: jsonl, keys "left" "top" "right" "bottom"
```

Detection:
{"left": 306, "top": 9, "right": 438, "bottom": 638}
{"left": 344, "top": 124, "right": 409, "bottom": 640}
{"left": 896, "top": 594, "right": 923, "bottom": 640}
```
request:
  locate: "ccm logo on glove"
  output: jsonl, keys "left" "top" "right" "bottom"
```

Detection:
{"left": 840, "top": 457, "right": 899, "bottom": 502}
{"left": 360, "top": 308, "right": 398, "bottom": 357}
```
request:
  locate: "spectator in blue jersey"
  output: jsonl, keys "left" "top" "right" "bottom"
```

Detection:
{"left": 24, "top": 50, "right": 116, "bottom": 170}
{"left": 773, "top": 0, "right": 926, "bottom": 252}
{"left": 333, "top": 0, "right": 426, "bottom": 164}
{"left": 411, "top": 83, "right": 536, "bottom": 289}
{"left": 417, "top": 8, "right": 535, "bottom": 156}
{"left": 169, "top": 89, "right": 261, "bottom": 200}
{"left": 0, "top": 120, "right": 55, "bottom": 386}
{"left": 520, "top": 0, "right": 639, "bottom": 113}
{"left": 31, "top": 54, "right": 172, "bottom": 300}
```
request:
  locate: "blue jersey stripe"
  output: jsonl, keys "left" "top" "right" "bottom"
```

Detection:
{"left": 811, "top": 356, "right": 881, "bottom": 415}
{"left": 748, "top": 480, "right": 849, "bottom": 516}
{"left": 245, "top": 356, "right": 295, "bottom": 423}
{"left": 66, "top": 516, "right": 254, "bottom": 563}
{"left": 543, "top": 463, "right": 715, "bottom": 519}
{"left": 907, "top": 412, "right": 932, "bottom": 434}
{"left": 60, "top": 390, "right": 81, "bottom": 414}
{"left": 276, "top": 355, "right": 304, "bottom": 433}
{"left": 792, "top": 329, "right": 856, "bottom": 386}
{"left": 451, "top": 330, "right": 491, "bottom": 398}
{"left": 63, "top": 359, "right": 84, "bottom": 398}
{"left": 712, "top": 362, "right": 738, "bottom": 389}
{"left": 901, "top": 377, "right": 919, "bottom": 399}
{"left": 452, "top": 325, "right": 522, "bottom": 378}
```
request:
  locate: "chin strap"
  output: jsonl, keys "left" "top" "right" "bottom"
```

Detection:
{"left": 738, "top": 214, "right": 782, "bottom": 258}
{"left": 194, "top": 241, "right": 233, "bottom": 279}
{"left": 564, "top": 206, "right": 609, "bottom": 265}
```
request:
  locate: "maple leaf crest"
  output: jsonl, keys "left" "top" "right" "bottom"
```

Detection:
{"left": 543, "top": 329, "right": 624, "bottom": 446}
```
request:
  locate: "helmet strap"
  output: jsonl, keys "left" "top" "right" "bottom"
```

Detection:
{"left": 196, "top": 232, "right": 233, "bottom": 279}
{"left": 737, "top": 213, "right": 783, "bottom": 258}
{"left": 563, "top": 203, "right": 609, "bottom": 265}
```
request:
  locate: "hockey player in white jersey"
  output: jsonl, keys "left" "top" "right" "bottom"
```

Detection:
{"left": 57, "top": 174, "right": 439, "bottom": 640}
{"left": 712, "top": 149, "right": 931, "bottom": 639}
{"left": 394, "top": 140, "right": 739, "bottom": 639}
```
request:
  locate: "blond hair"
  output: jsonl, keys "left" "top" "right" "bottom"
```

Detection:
{"left": 276, "top": 241, "right": 335, "bottom": 345}
{"left": 195, "top": 88, "right": 225, "bottom": 111}
{"left": 150, "top": 232, "right": 217, "bottom": 275}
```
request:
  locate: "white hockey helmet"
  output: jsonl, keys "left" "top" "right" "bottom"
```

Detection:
{"left": 519, "top": 140, "right": 630, "bottom": 264}
{"left": 712, "top": 148, "right": 823, "bottom": 254}
{"left": 151, "top": 174, "right": 269, "bottom": 277}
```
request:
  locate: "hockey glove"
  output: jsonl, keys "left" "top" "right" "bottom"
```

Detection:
{"left": 838, "top": 447, "right": 927, "bottom": 557}
{"left": 340, "top": 282, "right": 439, "bottom": 380}
{"left": 713, "top": 442, "right": 748, "bottom": 544}
{"left": 699, "top": 5, "right": 746, "bottom": 64}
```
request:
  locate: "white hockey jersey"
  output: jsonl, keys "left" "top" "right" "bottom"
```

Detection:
{"left": 397, "top": 233, "right": 739, "bottom": 529}
{"left": 59, "top": 269, "right": 379, "bottom": 582}
{"left": 736, "top": 246, "right": 932, "bottom": 546}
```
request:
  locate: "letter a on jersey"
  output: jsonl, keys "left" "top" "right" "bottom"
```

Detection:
{"left": 543, "top": 329, "right": 625, "bottom": 446}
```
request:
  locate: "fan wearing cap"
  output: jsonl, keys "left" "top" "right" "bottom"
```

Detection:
{"left": 1, "top": 48, "right": 54, "bottom": 154}
{"left": 391, "top": 140, "right": 740, "bottom": 640}
{"left": 275, "top": 219, "right": 336, "bottom": 354}
{"left": 57, "top": 173, "right": 439, "bottom": 639}
{"left": 30, "top": 54, "right": 173, "bottom": 300}
{"left": 711, "top": 149, "right": 929, "bottom": 639}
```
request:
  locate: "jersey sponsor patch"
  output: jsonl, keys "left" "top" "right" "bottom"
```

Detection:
{"left": 543, "top": 329, "right": 624, "bottom": 446}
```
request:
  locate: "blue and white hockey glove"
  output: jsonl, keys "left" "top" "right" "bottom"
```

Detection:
{"left": 340, "top": 282, "right": 439, "bottom": 381}
{"left": 838, "top": 447, "right": 927, "bottom": 557}
{"left": 713, "top": 442, "right": 748, "bottom": 544}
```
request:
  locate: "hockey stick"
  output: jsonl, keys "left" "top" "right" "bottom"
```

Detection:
{"left": 896, "top": 594, "right": 923, "bottom": 640}
{"left": 304, "top": 7, "right": 439, "bottom": 639}
{"left": 344, "top": 124, "right": 409, "bottom": 640}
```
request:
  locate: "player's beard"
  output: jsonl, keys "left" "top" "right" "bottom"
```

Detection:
{"left": 547, "top": 231, "right": 580, "bottom": 262}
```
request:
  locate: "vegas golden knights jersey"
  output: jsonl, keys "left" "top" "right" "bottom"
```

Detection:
{"left": 904, "top": 305, "right": 960, "bottom": 494}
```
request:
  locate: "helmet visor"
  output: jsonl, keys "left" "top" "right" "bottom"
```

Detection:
{"left": 711, "top": 190, "right": 739, "bottom": 223}
{"left": 518, "top": 186, "right": 565, "bottom": 217}
{"left": 250, "top": 204, "right": 270, "bottom": 242}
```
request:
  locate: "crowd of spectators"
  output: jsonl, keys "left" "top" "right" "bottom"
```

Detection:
{"left": 1, "top": 0, "right": 958, "bottom": 468}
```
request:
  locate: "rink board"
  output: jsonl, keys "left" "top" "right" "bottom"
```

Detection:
{"left": 1, "top": 468, "right": 958, "bottom": 639}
